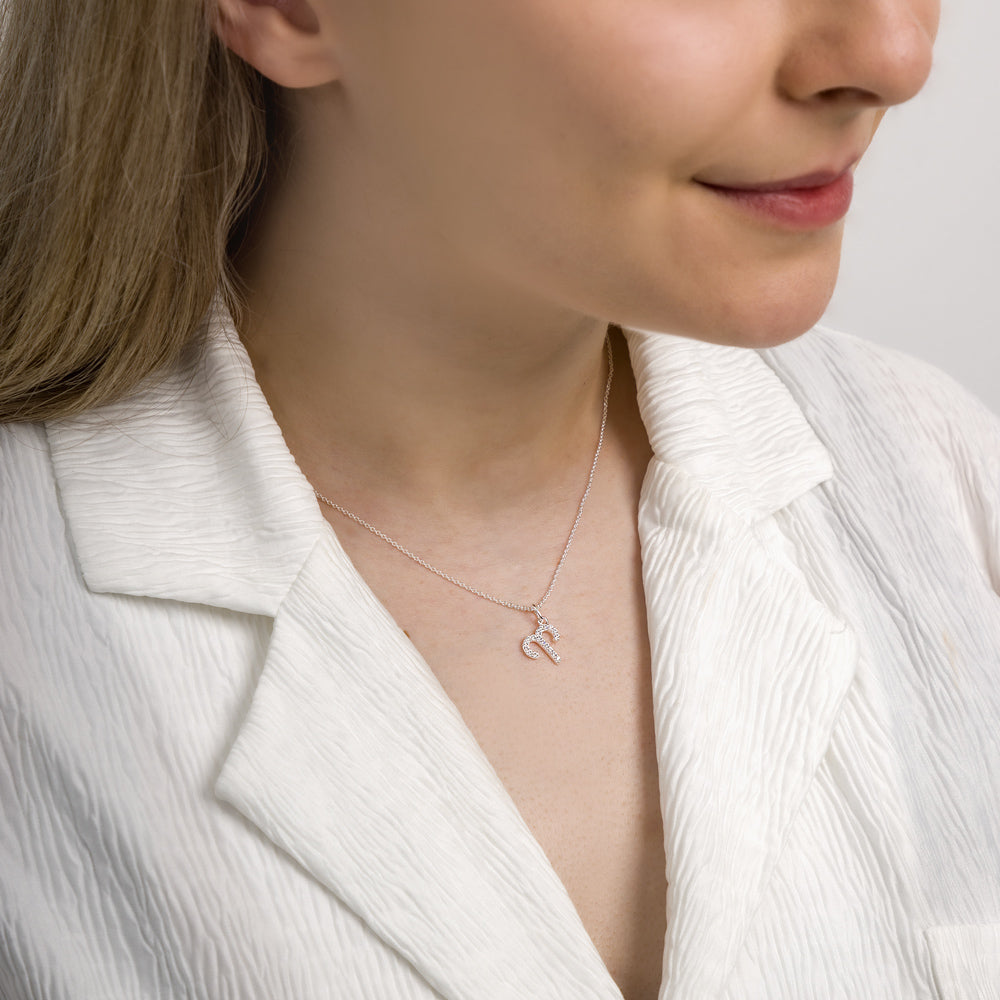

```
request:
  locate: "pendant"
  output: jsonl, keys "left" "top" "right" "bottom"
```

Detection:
{"left": 522, "top": 609, "right": 561, "bottom": 663}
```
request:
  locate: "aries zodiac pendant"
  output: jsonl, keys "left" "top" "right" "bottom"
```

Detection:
{"left": 522, "top": 608, "right": 561, "bottom": 663}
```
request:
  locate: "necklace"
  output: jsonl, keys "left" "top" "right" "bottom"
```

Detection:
{"left": 314, "top": 337, "right": 614, "bottom": 663}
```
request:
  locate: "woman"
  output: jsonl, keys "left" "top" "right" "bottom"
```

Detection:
{"left": 1, "top": 0, "right": 998, "bottom": 998}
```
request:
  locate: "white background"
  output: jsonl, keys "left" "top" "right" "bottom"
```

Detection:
{"left": 822, "top": 0, "right": 1000, "bottom": 412}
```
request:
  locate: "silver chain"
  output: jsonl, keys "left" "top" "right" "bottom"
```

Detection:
{"left": 314, "top": 337, "right": 614, "bottom": 619}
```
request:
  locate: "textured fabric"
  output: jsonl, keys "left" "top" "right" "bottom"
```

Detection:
{"left": 926, "top": 926, "right": 1000, "bottom": 999}
{"left": 1, "top": 305, "right": 999, "bottom": 1000}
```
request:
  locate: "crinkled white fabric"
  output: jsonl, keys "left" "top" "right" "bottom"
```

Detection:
{"left": 926, "top": 926, "right": 1000, "bottom": 999}
{"left": 1, "top": 307, "right": 999, "bottom": 1000}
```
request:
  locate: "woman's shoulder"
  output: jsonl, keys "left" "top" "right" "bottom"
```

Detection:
{"left": 760, "top": 325, "right": 1000, "bottom": 589}
{"left": 761, "top": 324, "right": 1000, "bottom": 479}
{"left": 0, "top": 419, "right": 78, "bottom": 596}
{"left": 0, "top": 419, "right": 90, "bottom": 682}
{"left": 1, "top": 418, "right": 61, "bottom": 529}
{"left": 768, "top": 322, "right": 996, "bottom": 423}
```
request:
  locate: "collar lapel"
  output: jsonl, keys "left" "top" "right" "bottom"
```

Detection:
{"left": 626, "top": 330, "right": 859, "bottom": 999}
{"left": 215, "top": 527, "right": 622, "bottom": 1000}
{"left": 46, "top": 299, "right": 324, "bottom": 616}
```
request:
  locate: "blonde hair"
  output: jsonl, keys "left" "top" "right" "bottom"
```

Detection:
{"left": 0, "top": 0, "right": 272, "bottom": 422}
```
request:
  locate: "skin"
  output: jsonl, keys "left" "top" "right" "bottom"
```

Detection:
{"left": 217, "top": 0, "right": 939, "bottom": 498}
{"left": 215, "top": 2, "right": 938, "bottom": 997}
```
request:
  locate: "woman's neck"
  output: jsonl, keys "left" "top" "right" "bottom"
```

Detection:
{"left": 235, "top": 104, "right": 617, "bottom": 519}
{"left": 240, "top": 293, "right": 613, "bottom": 517}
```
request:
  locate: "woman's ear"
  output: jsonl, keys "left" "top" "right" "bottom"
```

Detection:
{"left": 214, "top": 0, "right": 340, "bottom": 88}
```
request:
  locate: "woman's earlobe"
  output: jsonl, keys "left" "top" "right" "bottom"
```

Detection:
{"left": 214, "top": 0, "right": 340, "bottom": 89}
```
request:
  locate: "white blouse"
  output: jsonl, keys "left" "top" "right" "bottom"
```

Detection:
{"left": 1, "top": 305, "right": 999, "bottom": 1000}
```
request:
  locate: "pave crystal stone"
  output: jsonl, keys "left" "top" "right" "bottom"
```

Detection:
{"left": 522, "top": 622, "right": 561, "bottom": 663}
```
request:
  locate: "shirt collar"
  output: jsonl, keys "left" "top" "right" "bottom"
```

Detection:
{"left": 46, "top": 299, "right": 325, "bottom": 616}
{"left": 624, "top": 327, "right": 833, "bottom": 522}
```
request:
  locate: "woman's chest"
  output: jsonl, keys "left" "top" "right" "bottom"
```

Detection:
{"left": 317, "top": 425, "right": 666, "bottom": 996}
{"left": 466, "top": 646, "right": 668, "bottom": 1000}
{"left": 375, "top": 560, "right": 667, "bottom": 1000}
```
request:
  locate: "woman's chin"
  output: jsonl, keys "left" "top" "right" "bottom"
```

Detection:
{"left": 623, "top": 283, "right": 835, "bottom": 351}
{"left": 666, "top": 258, "right": 841, "bottom": 350}
{"left": 596, "top": 228, "right": 843, "bottom": 349}
{"left": 712, "top": 296, "right": 834, "bottom": 349}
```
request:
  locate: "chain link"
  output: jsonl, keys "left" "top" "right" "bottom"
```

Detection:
{"left": 314, "top": 336, "right": 614, "bottom": 619}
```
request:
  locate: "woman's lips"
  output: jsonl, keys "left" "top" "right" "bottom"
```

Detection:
{"left": 696, "top": 170, "right": 854, "bottom": 230}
